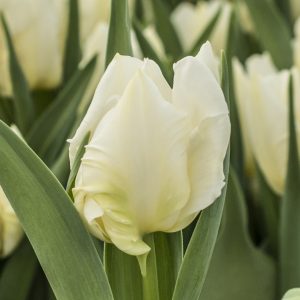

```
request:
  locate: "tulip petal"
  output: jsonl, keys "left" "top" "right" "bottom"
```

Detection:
{"left": 171, "top": 49, "right": 230, "bottom": 229}
{"left": 247, "top": 70, "right": 290, "bottom": 194}
{"left": 196, "top": 42, "right": 220, "bottom": 82}
{"left": 232, "top": 58, "right": 255, "bottom": 174}
{"left": 69, "top": 55, "right": 171, "bottom": 166}
{"left": 73, "top": 69, "right": 191, "bottom": 256}
{"left": 173, "top": 51, "right": 228, "bottom": 128}
{"left": 246, "top": 52, "right": 276, "bottom": 76}
{"left": 171, "top": 114, "right": 230, "bottom": 231}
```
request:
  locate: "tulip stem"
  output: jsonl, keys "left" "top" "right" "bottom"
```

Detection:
{"left": 142, "top": 234, "right": 160, "bottom": 300}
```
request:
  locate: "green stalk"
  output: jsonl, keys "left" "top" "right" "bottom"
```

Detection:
{"left": 142, "top": 234, "right": 159, "bottom": 300}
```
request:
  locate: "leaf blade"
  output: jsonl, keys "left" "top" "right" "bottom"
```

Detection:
{"left": 0, "top": 122, "right": 113, "bottom": 300}
{"left": 0, "top": 15, "right": 35, "bottom": 134}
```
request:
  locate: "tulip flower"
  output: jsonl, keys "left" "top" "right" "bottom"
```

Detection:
{"left": 0, "top": 0, "right": 63, "bottom": 95}
{"left": 171, "top": 1, "right": 231, "bottom": 53}
{"left": 0, "top": 186, "right": 23, "bottom": 258}
{"left": 69, "top": 42, "right": 230, "bottom": 259}
{"left": 233, "top": 54, "right": 300, "bottom": 194}
{"left": 0, "top": 0, "right": 136, "bottom": 95}
{"left": 282, "top": 288, "right": 300, "bottom": 300}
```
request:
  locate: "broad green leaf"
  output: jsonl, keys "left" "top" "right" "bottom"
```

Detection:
{"left": 187, "top": 7, "right": 221, "bottom": 56}
{"left": 274, "top": 0, "right": 293, "bottom": 30}
{"left": 142, "top": 235, "right": 160, "bottom": 300}
{"left": 50, "top": 147, "right": 70, "bottom": 187}
{"left": 26, "top": 57, "right": 96, "bottom": 166}
{"left": 142, "top": 232, "right": 183, "bottom": 300}
{"left": 0, "top": 15, "right": 34, "bottom": 134}
{"left": 104, "top": 244, "right": 143, "bottom": 300}
{"left": 244, "top": 0, "right": 293, "bottom": 69}
{"left": 153, "top": 232, "right": 182, "bottom": 300}
{"left": 0, "top": 122, "right": 113, "bottom": 300}
{"left": 104, "top": 232, "right": 182, "bottom": 300}
{"left": 256, "top": 165, "right": 279, "bottom": 257}
{"left": 63, "top": 0, "right": 81, "bottom": 82}
{"left": 0, "top": 240, "right": 38, "bottom": 300}
{"left": 172, "top": 52, "right": 230, "bottom": 300}
{"left": 133, "top": 19, "right": 172, "bottom": 84}
{"left": 279, "top": 75, "right": 300, "bottom": 294}
{"left": 150, "top": 0, "right": 183, "bottom": 59}
{"left": 105, "top": 0, "right": 133, "bottom": 67}
{"left": 201, "top": 170, "right": 276, "bottom": 300}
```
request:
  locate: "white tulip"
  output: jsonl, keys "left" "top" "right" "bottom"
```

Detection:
{"left": 69, "top": 42, "right": 230, "bottom": 260}
{"left": 282, "top": 288, "right": 300, "bottom": 300}
{"left": 0, "top": 0, "right": 63, "bottom": 95}
{"left": 0, "top": 186, "right": 23, "bottom": 258}
{"left": 233, "top": 54, "right": 300, "bottom": 194}
{"left": 171, "top": 0, "right": 232, "bottom": 54}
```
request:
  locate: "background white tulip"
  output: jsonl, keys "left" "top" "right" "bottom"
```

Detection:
{"left": 0, "top": 0, "right": 136, "bottom": 95}
{"left": 171, "top": 0, "right": 232, "bottom": 53}
{"left": 233, "top": 54, "right": 300, "bottom": 194}
{"left": 0, "top": 186, "right": 23, "bottom": 258}
{"left": 282, "top": 288, "right": 300, "bottom": 300}
{"left": 69, "top": 42, "right": 230, "bottom": 258}
{"left": 0, "top": 0, "right": 63, "bottom": 95}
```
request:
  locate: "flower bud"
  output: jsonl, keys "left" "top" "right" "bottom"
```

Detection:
{"left": 171, "top": 1, "right": 232, "bottom": 53}
{"left": 69, "top": 42, "right": 230, "bottom": 258}
{"left": 233, "top": 54, "right": 300, "bottom": 194}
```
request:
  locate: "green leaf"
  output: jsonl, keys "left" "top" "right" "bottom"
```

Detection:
{"left": 274, "top": 0, "right": 293, "bottom": 30}
{"left": 105, "top": 0, "right": 133, "bottom": 67}
{"left": 141, "top": 235, "right": 160, "bottom": 300}
{"left": 201, "top": 169, "right": 276, "bottom": 300}
{"left": 0, "top": 121, "right": 113, "bottom": 300}
{"left": 132, "top": 19, "right": 172, "bottom": 84}
{"left": 256, "top": 165, "right": 279, "bottom": 257}
{"left": 0, "top": 240, "right": 38, "bottom": 300}
{"left": 153, "top": 232, "right": 182, "bottom": 299}
{"left": 0, "top": 15, "right": 35, "bottom": 134}
{"left": 63, "top": 0, "right": 81, "bottom": 82}
{"left": 172, "top": 52, "right": 230, "bottom": 300}
{"left": 26, "top": 57, "right": 96, "bottom": 166}
{"left": 244, "top": 0, "right": 293, "bottom": 69}
{"left": 66, "top": 132, "right": 90, "bottom": 195}
{"left": 104, "top": 244, "right": 143, "bottom": 300}
{"left": 187, "top": 7, "right": 221, "bottom": 56}
{"left": 226, "top": 10, "right": 245, "bottom": 182}
{"left": 150, "top": 0, "right": 183, "bottom": 59}
{"left": 141, "top": 232, "right": 184, "bottom": 300}
{"left": 279, "top": 74, "right": 300, "bottom": 295}
{"left": 50, "top": 147, "right": 70, "bottom": 187}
